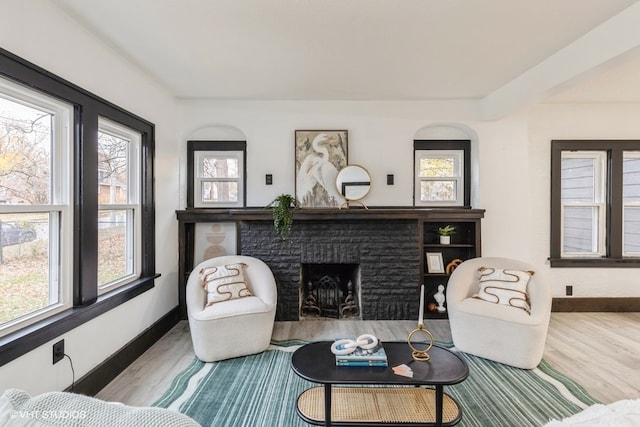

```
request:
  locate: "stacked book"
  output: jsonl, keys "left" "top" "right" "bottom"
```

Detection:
{"left": 334, "top": 342, "right": 388, "bottom": 367}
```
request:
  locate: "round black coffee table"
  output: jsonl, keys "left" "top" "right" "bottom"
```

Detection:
{"left": 291, "top": 341, "right": 468, "bottom": 427}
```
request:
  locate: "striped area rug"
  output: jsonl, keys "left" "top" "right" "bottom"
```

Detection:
{"left": 154, "top": 340, "right": 599, "bottom": 427}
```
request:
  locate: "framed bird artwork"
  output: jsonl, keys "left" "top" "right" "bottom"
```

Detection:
{"left": 295, "top": 130, "right": 348, "bottom": 208}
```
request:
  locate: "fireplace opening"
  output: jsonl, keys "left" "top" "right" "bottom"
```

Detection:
{"left": 299, "top": 263, "right": 360, "bottom": 319}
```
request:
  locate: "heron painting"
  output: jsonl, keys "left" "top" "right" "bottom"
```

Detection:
{"left": 295, "top": 130, "right": 348, "bottom": 208}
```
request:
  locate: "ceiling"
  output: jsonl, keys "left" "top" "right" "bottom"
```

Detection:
{"left": 54, "top": 0, "right": 640, "bottom": 116}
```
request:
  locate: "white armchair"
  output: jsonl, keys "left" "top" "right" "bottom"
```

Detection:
{"left": 186, "top": 255, "right": 277, "bottom": 362}
{"left": 446, "top": 257, "right": 552, "bottom": 369}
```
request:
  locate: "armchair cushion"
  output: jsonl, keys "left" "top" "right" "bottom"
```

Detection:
{"left": 200, "top": 262, "right": 252, "bottom": 307}
{"left": 474, "top": 267, "right": 534, "bottom": 313}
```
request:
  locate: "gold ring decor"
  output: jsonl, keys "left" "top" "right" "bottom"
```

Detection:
{"left": 407, "top": 324, "right": 434, "bottom": 362}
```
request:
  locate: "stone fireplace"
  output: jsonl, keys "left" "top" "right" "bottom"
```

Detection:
{"left": 239, "top": 219, "right": 420, "bottom": 321}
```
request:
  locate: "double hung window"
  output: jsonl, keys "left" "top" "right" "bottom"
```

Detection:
{"left": 0, "top": 47, "right": 156, "bottom": 366}
{"left": 551, "top": 140, "right": 640, "bottom": 266}
{"left": 0, "top": 76, "right": 73, "bottom": 336}
{"left": 414, "top": 140, "right": 470, "bottom": 207}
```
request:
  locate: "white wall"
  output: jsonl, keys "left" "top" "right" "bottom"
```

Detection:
{"left": 0, "top": 0, "right": 181, "bottom": 394}
{"left": 529, "top": 103, "right": 640, "bottom": 297}
{"left": 178, "top": 99, "right": 640, "bottom": 301}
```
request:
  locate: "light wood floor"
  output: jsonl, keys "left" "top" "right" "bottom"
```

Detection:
{"left": 96, "top": 313, "right": 640, "bottom": 407}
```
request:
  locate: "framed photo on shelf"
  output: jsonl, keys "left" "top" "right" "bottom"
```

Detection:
{"left": 426, "top": 252, "right": 445, "bottom": 274}
{"left": 294, "top": 130, "right": 348, "bottom": 208}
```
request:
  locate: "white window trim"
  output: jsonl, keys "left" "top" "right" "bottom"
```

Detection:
{"left": 560, "top": 151, "right": 606, "bottom": 258}
{"left": 0, "top": 77, "right": 73, "bottom": 337}
{"left": 414, "top": 150, "right": 464, "bottom": 207}
{"left": 97, "top": 118, "right": 141, "bottom": 294}
{"left": 194, "top": 150, "right": 244, "bottom": 208}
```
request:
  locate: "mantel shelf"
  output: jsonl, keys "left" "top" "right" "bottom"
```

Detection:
{"left": 176, "top": 207, "right": 485, "bottom": 222}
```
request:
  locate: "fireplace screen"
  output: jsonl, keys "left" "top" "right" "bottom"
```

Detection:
{"left": 300, "top": 263, "right": 360, "bottom": 319}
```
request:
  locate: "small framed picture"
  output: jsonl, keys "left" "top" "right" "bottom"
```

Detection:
{"left": 426, "top": 252, "right": 445, "bottom": 274}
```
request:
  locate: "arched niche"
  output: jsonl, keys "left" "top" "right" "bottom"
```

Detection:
{"left": 414, "top": 123, "right": 480, "bottom": 208}
{"left": 187, "top": 124, "right": 246, "bottom": 141}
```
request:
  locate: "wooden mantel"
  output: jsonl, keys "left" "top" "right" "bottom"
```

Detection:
{"left": 176, "top": 207, "right": 486, "bottom": 222}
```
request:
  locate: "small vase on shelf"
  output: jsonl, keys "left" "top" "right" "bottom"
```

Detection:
{"left": 437, "top": 225, "right": 455, "bottom": 245}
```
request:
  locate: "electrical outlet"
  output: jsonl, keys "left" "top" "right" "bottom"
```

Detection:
{"left": 53, "top": 339, "right": 64, "bottom": 364}
{"left": 565, "top": 285, "right": 573, "bottom": 296}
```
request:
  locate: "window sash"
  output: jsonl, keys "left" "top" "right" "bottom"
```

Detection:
{"left": 0, "top": 77, "right": 73, "bottom": 337}
{"left": 97, "top": 118, "right": 141, "bottom": 294}
{"left": 194, "top": 150, "right": 244, "bottom": 207}
{"left": 414, "top": 150, "right": 464, "bottom": 206}
{"left": 559, "top": 151, "right": 606, "bottom": 258}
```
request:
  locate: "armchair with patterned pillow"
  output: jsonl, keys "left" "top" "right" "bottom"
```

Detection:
{"left": 446, "top": 257, "right": 552, "bottom": 369}
{"left": 186, "top": 255, "right": 277, "bottom": 362}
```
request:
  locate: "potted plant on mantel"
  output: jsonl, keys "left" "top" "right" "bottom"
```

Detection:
{"left": 268, "top": 194, "right": 299, "bottom": 240}
{"left": 437, "top": 225, "right": 456, "bottom": 245}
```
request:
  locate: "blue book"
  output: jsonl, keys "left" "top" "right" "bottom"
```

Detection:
{"left": 334, "top": 342, "right": 388, "bottom": 367}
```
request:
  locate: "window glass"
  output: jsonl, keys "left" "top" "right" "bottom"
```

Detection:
{"left": 201, "top": 157, "right": 239, "bottom": 178}
{"left": 561, "top": 157, "right": 596, "bottom": 202}
{"left": 419, "top": 157, "right": 455, "bottom": 178}
{"left": 0, "top": 97, "right": 51, "bottom": 204}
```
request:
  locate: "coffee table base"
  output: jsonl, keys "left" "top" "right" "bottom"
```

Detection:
{"left": 296, "top": 386, "right": 461, "bottom": 426}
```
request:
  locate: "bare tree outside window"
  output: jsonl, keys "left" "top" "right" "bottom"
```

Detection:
{"left": 0, "top": 96, "right": 52, "bottom": 325}
{"left": 97, "top": 130, "right": 130, "bottom": 287}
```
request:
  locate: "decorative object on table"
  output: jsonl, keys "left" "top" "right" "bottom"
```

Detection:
{"left": 295, "top": 130, "right": 348, "bottom": 208}
{"left": 408, "top": 284, "right": 435, "bottom": 362}
{"left": 331, "top": 334, "right": 388, "bottom": 366}
{"left": 437, "top": 224, "right": 456, "bottom": 244}
{"left": 434, "top": 284, "right": 446, "bottom": 313}
{"left": 336, "top": 164, "right": 371, "bottom": 209}
{"left": 267, "top": 193, "right": 299, "bottom": 240}
{"left": 446, "top": 258, "right": 463, "bottom": 275}
{"left": 426, "top": 252, "right": 445, "bottom": 273}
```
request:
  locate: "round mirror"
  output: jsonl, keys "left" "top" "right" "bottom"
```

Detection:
{"left": 336, "top": 165, "right": 371, "bottom": 208}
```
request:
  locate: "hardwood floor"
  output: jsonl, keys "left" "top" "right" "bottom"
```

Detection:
{"left": 96, "top": 313, "right": 640, "bottom": 407}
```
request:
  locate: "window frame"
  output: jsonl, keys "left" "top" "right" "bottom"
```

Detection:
{"left": 186, "top": 141, "right": 247, "bottom": 209}
{"left": 413, "top": 140, "right": 471, "bottom": 208}
{"left": 550, "top": 140, "right": 640, "bottom": 267}
{"left": 0, "top": 47, "right": 157, "bottom": 366}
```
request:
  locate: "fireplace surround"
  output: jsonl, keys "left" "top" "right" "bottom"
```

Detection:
{"left": 176, "top": 208, "right": 484, "bottom": 321}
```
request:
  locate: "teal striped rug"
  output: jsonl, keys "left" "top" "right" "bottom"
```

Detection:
{"left": 154, "top": 340, "right": 599, "bottom": 427}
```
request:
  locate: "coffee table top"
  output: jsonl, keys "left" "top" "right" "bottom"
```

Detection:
{"left": 292, "top": 341, "right": 468, "bottom": 386}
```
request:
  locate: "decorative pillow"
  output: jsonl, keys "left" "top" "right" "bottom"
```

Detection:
{"left": 200, "top": 263, "right": 252, "bottom": 307}
{"left": 473, "top": 267, "right": 534, "bottom": 314}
